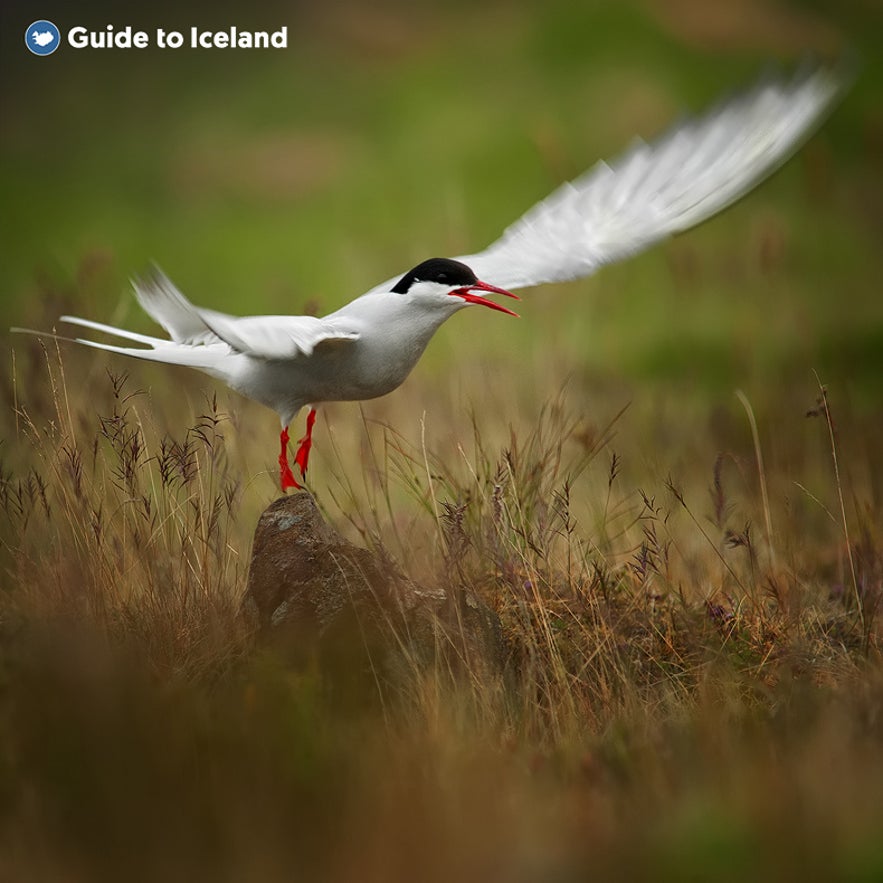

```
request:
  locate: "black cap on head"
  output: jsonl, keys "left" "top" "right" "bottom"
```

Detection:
{"left": 391, "top": 258, "right": 477, "bottom": 294}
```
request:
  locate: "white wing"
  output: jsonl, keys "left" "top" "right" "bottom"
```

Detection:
{"left": 133, "top": 269, "right": 219, "bottom": 344}
{"left": 15, "top": 270, "right": 360, "bottom": 366}
{"left": 195, "top": 312, "right": 360, "bottom": 359}
{"left": 367, "top": 63, "right": 848, "bottom": 294}
{"left": 133, "top": 269, "right": 359, "bottom": 359}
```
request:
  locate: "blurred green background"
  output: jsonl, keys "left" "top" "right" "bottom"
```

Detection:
{"left": 2, "top": 0, "right": 881, "bottom": 401}
{"left": 2, "top": 6, "right": 883, "bottom": 880}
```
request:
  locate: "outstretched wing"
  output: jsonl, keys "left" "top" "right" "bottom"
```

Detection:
{"left": 366, "top": 63, "right": 848, "bottom": 295}
{"left": 133, "top": 269, "right": 359, "bottom": 359}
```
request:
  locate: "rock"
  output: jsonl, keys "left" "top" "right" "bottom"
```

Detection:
{"left": 242, "top": 492, "right": 503, "bottom": 687}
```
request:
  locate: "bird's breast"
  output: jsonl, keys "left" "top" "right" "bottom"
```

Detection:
{"left": 310, "top": 330, "right": 432, "bottom": 401}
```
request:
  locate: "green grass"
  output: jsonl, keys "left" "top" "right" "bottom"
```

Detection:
{"left": 2, "top": 0, "right": 883, "bottom": 879}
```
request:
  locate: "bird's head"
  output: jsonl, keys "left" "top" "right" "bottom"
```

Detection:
{"left": 391, "top": 258, "right": 519, "bottom": 317}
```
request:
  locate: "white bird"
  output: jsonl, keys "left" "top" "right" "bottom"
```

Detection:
{"left": 13, "top": 64, "right": 848, "bottom": 491}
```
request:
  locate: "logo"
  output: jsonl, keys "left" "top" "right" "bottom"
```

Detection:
{"left": 26, "top": 20, "right": 60, "bottom": 56}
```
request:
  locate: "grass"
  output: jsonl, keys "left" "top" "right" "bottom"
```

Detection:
{"left": 2, "top": 0, "right": 883, "bottom": 878}
{"left": 2, "top": 306, "right": 882, "bottom": 879}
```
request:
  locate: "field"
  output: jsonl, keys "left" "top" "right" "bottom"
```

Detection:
{"left": 2, "top": 0, "right": 883, "bottom": 879}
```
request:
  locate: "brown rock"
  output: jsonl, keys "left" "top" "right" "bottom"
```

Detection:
{"left": 242, "top": 492, "right": 503, "bottom": 686}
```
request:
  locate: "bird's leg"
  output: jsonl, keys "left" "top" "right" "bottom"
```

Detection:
{"left": 293, "top": 408, "right": 317, "bottom": 478}
{"left": 278, "top": 427, "right": 301, "bottom": 491}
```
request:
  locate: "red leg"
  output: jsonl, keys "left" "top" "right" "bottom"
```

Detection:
{"left": 278, "top": 427, "right": 301, "bottom": 491}
{"left": 294, "top": 408, "right": 317, "bottom": 477}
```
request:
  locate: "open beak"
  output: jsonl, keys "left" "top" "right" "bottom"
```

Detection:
{"left": 451, "top": 280, "right": 520, "bottom": 317}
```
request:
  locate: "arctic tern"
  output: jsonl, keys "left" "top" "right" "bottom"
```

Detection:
{"left": 13, "top": 64, "right": 847, "bottom": 490}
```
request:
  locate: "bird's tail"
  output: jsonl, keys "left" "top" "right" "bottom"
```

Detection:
{"left": 10, "top": 319, "right": 231, "bottom": 372}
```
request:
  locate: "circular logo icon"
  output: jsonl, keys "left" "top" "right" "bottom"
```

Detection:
{"left": 26, "top": 20, "right": 61, "bottom": 56}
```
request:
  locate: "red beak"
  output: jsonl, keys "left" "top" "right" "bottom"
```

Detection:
{"left": 452, "top": 280, "right": 520, "bottom": 317}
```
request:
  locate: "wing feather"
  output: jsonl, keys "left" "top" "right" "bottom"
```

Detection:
{"left": 456, "top": 64, "right": 848, "bottom": 290}
{"left": 364, "top": 62, "right": 848, "bottom": 295}
{"left": 134, "top": 268, "right": 359, "bottom": 359}
{"left": 196, "top": 311, "right": 360, "bottom": 360}
{"left": 133, "top": 268, "right": 218, "bottom": 344}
